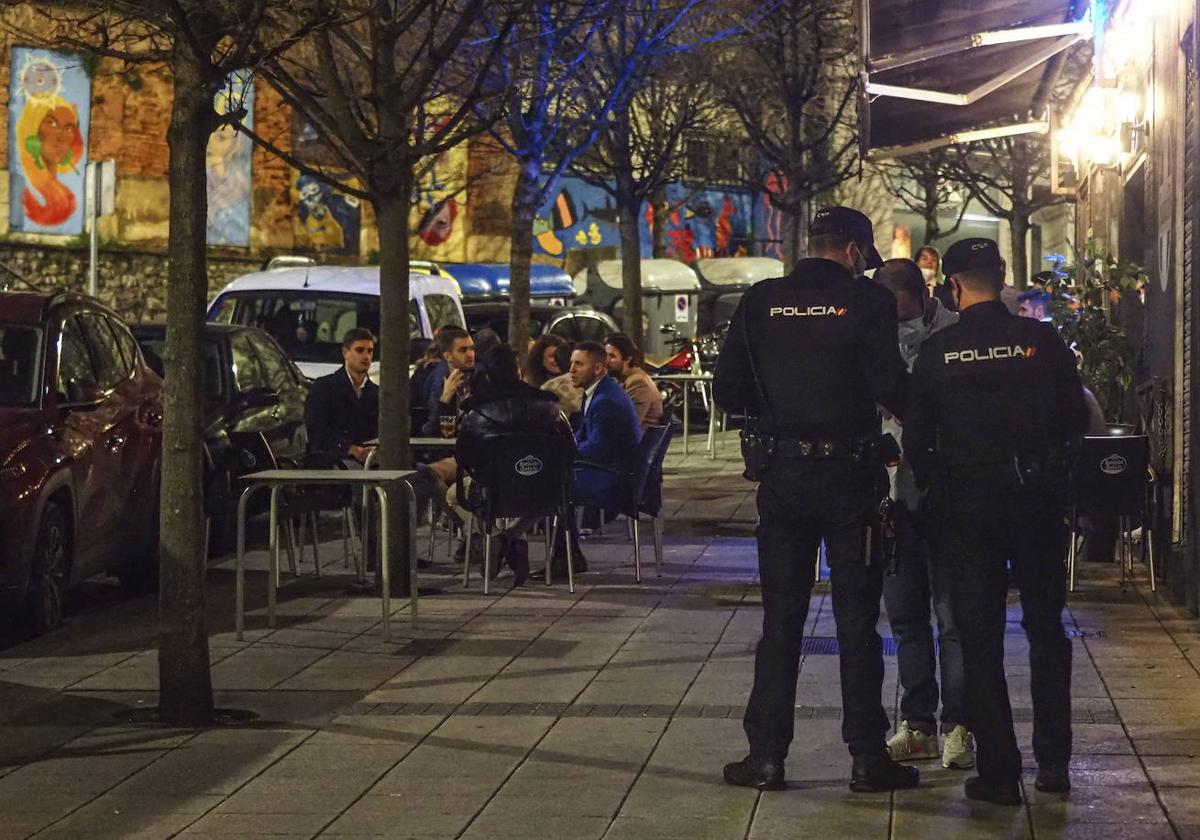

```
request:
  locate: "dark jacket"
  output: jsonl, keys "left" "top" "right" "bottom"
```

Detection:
{"left": 422, "top": 361, "right": 467, "bottom": 437}
{"left": 905, "top": 300, "right": 1090, "bottom": 489}
{"left": 456, "top": 379, "right": 574, "bottom": 470}
{"left": 304, "top": 369, "right": 378, "bottom": 467}
{"left": 574, "top": 374, "right": 643, "bottom": 501}
{"left": 713, "top": 258, "right": 907, "bottom": 438}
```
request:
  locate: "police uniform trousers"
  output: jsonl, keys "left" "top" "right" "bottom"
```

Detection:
{"left": 927, "top": 472, "right": 1072, "bottom": 783}
{"left": 745, "top": 457, "right": 891, "bottom": 760}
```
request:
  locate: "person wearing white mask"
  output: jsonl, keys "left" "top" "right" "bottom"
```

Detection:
{"left": 916, "top": 246, "right": 941, "bottom": 296}
{"left": 873, "top": 259, "right": 976, "bottom": 772}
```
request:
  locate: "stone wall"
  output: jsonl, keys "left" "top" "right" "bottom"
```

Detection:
{"left": 0, "top": 241, "right": 260, "bottom": 324}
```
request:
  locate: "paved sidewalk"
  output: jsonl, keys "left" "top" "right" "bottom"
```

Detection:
{"left": 0, "top": 433, "right": 1198, "bottom": 839}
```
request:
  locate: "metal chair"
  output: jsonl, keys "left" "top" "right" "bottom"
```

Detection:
{"left": 259, "top": 433, "right": 363, "bottom": 582}
{"left": 575, "top": 425, "right": 672, "bottom": 583}
{"left": 456, "top": 432, "right": 577, "bottom": 595}
{"left": 1068, "top": 433, "right": 1156, "bottom": 592}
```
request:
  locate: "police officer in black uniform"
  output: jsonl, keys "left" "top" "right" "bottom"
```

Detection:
{"left": 905, "top": 238, "right": 1088, "bottom": 805}
{"left": 715, "top": 207, "right": 916, "bottom": 793}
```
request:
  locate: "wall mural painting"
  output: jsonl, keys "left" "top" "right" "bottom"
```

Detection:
{"left": 9, "top": 48, "right": 90, "bottom": 235}
{"left": 641, "top": 183, "right": 753, "bottom": 263}
{"left": 754, "top": 173, "right": 786, "bottom": 261}
{"left": 533, "top": 177, "right": 617, "bottom": 257}
{"left": 409, "top": 116, "right": 469, "bottom": 260}
{"left": 206, "top": 72, "right": 254, "bottom": 246}
{"left": 291, "top": 170, "right": 362, "bottom": 255}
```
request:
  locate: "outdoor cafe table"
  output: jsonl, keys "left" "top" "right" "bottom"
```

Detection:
{"left": 650, "top": 372, "right": 720, "bottom": 458}
{"left": 235, "top": 469, "right": 418, "bottom": 643}
{"left": 362, "top": 437, "right": 456, "bottom": 471}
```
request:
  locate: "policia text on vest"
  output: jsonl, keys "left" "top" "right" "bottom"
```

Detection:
{"left": 713, "top": 206, "right": 919, "bottom": 794}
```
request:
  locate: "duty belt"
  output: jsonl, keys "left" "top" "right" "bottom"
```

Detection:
{"left": 775, "top": 438, "right": 872, "bottom": 460}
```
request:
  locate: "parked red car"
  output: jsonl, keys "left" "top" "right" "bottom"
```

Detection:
{"left": 0, "top": 292, "right": 162, "bottom": 635}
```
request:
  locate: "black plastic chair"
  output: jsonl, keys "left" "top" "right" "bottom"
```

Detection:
{"left": 1068, "top": 433, "right": 1156, "bottom": 592}
{"left": 456, "top": 432, "right": 577, "bottom": 594}
{"left": 575, "top": 425, "right": 673, "bottom": 583}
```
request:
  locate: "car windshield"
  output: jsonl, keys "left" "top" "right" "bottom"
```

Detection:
{"left": 212, "top": 291, "right": 417, "bottom": 365}
{"left": 137, "top": 336, "right": 223, "bottom": 406}
{"left": 0, "top": 325, "right": 41, "bottom": 406}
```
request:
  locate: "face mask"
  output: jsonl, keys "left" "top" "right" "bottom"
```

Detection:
{"left": 920, "top": 267, "right": 937, "bottom": 282}
{"left": 851, "top": 246, "right": 867, "bottom": 276}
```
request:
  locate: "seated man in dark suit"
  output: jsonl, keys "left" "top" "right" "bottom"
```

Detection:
{"left": 304, "top": 328, "right": 379, "bottom": 468}
{"left": 559, "top": 341, "right": 643, "bottom": 572}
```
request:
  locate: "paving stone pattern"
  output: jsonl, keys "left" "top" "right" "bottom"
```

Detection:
{"left": 0, "top": 433, "right": 1197, "bottom": 838}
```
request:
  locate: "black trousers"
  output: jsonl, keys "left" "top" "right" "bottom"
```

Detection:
{"left": 927, "top": 478, "right": 1073, "bottom": 783}
{"left": 744, "top": 458, "right": 891, "bottom": 760}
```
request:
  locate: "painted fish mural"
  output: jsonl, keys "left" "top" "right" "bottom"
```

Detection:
{"left": 533, "top": 178, "right": 618, "bottom": 257}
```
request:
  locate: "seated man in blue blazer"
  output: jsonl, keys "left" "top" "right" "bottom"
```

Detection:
{"left": 562, "top": 341, "right": 643, "bottom": 572}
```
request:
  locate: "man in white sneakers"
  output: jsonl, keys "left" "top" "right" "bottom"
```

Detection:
{"left": 874, "top": 259, "right": 975, "bottom": 771}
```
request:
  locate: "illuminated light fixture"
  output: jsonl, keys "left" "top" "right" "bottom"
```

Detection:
{"left": 1086, "top": 134, "right": 1121, "bottom": 167}
{"left": 1057, "top": 127, "right": 1081, "bottom": 162}
{"left": 1117, "top": 91, "right": 1142, "bottom": 124}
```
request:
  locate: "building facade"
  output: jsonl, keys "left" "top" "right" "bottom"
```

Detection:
{"left": 1061, "top": 0, "right": 1200, "bottom": 611}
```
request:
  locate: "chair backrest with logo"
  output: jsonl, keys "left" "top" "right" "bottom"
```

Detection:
{"left": 462, "top": 433, "right": 576, "bottom": 521}
{"left": 1073, "top": 434, "right": 1150, "bottom": 516}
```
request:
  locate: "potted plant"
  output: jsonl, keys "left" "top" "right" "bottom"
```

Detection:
{"left": 1042, "top": 244, "right": 1143, "bottom": 423}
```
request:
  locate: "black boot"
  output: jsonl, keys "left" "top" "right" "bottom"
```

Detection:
{"left": 506, "top": 537, "right": 530, "bottom": 587}
{"left": 964, "top": 776, "right": 1022, "bottom": 805}
{"left": 1035, "top": 765, "right": 1070, "bottom": 794}
{"left": 723, "top": 756, "right": 785, "bottom": 791}
{"left": 850, "top": 755, "right": 920, "bottom": 793}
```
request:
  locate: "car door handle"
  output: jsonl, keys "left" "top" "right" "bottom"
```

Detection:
{"left": 106, "top": 434, "right": 127, "bottom": 453}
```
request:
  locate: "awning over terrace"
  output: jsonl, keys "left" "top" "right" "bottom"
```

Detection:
{"left": 862, "top": 0, "right": 1091, "bottom": 157}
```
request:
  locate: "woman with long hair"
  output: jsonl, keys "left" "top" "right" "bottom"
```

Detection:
{"left": 525, "top": 334, "right": 580, "bottom": 416}
{"left": 17, "top": 94, "right": 84, "bottom": 228}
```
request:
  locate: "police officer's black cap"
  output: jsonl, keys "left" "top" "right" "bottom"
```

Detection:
{"left": 942, "top": 238, "right": 1003, "bottom": 278}
{"left": 809, "top": 206, "right": 885, "bottom": 270}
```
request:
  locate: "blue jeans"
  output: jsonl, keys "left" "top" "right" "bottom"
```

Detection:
{"left": 882, "top": 507, "right": 964, "bottom": 735}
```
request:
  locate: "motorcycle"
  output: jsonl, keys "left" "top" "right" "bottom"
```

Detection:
{"left": 646, "top": 324, "right": 708, "bottom": 426}
{"left": 696, "top": 320, "right": 730, "bottom": 371}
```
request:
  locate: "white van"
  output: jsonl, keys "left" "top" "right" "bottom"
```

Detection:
{"left": 208, "top": 265, "right": 465, "bottom": 380}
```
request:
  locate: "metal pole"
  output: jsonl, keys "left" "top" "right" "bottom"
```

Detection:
{"left": 86, "top": 162, "right": 99, "bottom": 298}
{"left": 376, "top": 486, "right": 391, "bottom": 642}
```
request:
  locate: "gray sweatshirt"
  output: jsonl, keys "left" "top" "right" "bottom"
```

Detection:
{"left": 884, "top": 298, "right": 959, "bottom": 508}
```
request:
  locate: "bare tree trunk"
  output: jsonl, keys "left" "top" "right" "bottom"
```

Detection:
{"left": 1010, "top": 213, "right": 1030, "bottom": 290}
{"left": 158, "top": 61, "right": 215, "bottom": 727}
{"left": 923, "top": 175, "right": 941, "bottom": 245}
{"left": 650, "top": 187, "right": 668, "bottom": 259}
{"left": 508, "top": 159, "right": 539, "bottom": 353}
{"left": 374, "top": 185, "right": 414, "bottom": 598}
{"left": 375, "top": 188, "right": 414, "bottom": 472}
{"left": 781, "top": 207, "right": 805, "bottom": 272}
{"left": 615, "top": 173, "right": 644, "bottom": 348}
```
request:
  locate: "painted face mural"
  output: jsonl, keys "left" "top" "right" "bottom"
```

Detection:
{"left": 10, "top": 50, "right": 89, "bottom": 233}
{"left": 292, "top": 171, "right": 361, "bottom": 254}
